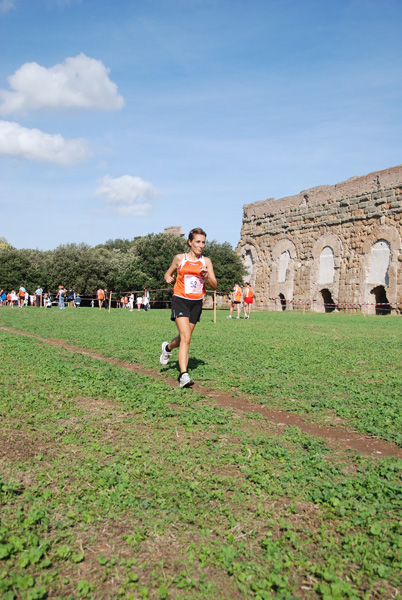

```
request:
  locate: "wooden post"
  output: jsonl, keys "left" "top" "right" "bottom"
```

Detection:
{"left": 214, "top": 291, "right": 216, "bottom": 323}
{"left": 109, "top": 291, "right": 112, "bottom": 313}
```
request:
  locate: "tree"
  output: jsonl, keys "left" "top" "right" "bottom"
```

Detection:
{"left": 129, "top": 233, "right": 187, "bottom": 299}
{"left": 0, "top": 248, "right": 39, "bottom": 291}
{"left": 0, "top": 237, "right": 12, "bottom": 249}
{"left": 44, "top": 244, "right": 111, "bottom": 295}
{"left": 203, "top": 240, "right": 246, "bottom": 294}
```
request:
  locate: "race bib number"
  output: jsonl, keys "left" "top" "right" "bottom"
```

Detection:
{"left": 184, "top": 274, "right": 204, "bottom": 295}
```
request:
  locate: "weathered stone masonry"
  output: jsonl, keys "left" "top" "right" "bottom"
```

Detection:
{"left": 237, "top": 165, "right": 402, "bottom": 314}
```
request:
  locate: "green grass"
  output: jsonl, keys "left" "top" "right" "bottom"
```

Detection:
{"left": 0, "top": 307, "right": 401, "bottom": 599}
{"left": 1, "top": 306, "right": 401, "bottom": 445}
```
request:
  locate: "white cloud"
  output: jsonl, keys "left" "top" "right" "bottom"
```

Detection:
{"left": 94, "top": 175, "right": 157, "bottom": 216}
{"left": 0, "top": 120, "right": 91, "bottom": 166}
{"left": 0, "top": 0, "right": 16, "bottom": 14}
{"left": 0, "top": 53, "right": 124, "bottom": 115}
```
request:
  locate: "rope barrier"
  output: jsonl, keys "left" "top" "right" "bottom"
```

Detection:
{"left": 1, "top": 286, "right": 399, "bottom": 312}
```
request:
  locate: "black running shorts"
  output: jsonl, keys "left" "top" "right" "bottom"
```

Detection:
{"left": 171, "top": 296, "right": 203, "bottom": 324}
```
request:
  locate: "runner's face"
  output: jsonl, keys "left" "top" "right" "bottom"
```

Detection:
{"left": 188, "top": 234, "right": 206, "bottom": 256}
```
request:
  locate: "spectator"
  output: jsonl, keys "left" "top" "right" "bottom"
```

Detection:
{"left": 57, "top": 286, "right": 66, "bottom": 309}
{"left": 136, "top": 295, "right": 142, "bottom": 311}
{"left": 104, "top": 289, "right": 110, "bottom": 310}
{"left": 143, "top": 287, "right": 150, "bottom": 311}
{"left": 35, "top": 286, "right": 43, "bottom": 307}
{"left": 75, "top": 294, "right": 81, "bottom": 308}
{"left": 67, "top": 288, "right": 75, "bottom": 309}
{"left": 10, "top": 290, "right": 18, "bottom": 307}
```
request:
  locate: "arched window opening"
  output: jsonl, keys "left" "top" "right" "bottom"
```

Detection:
{"left": 279, "top": 293, "right": 286, "bottom": 311}
{"left": 321, "top": 289, "right": 336, "bottom": 313}
{"left": 369, "top": 240, "right": 390, "bottom": 285}
{"left": 244, "top": 249, "right": 254, "bottom": 280}
{"left": 371, "top": 286, "right": 391, "bottom": 315}
{"left": 319, "top": 246, "right": 335, "bottom": 284}
{"left": 278, "top": 251, "right": 290, "bottom": 282}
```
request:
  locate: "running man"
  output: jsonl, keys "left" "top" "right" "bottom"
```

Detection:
{"left": 160, "top": 227, "right": 217, "bottom": 388}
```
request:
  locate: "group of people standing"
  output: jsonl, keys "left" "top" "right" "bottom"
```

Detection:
{"left": 227, "top": 281, "right": 254, "bottom": 319}
{"left": 0, "top": 288, "right": 30, "bottom": 307}
{"left": 96, "top": 288, "right": 150, "bottom": 311}
{"left": 55, "top": 286, "right": 81, "bottom": 309}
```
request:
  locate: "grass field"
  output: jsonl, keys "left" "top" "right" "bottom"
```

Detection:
{"left": 0, "top": 307, "right": 401, "bottom": 599}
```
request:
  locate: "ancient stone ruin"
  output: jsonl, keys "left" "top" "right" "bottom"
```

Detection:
{"left": 237, "top": 165, "right": 402, "bottom": 314}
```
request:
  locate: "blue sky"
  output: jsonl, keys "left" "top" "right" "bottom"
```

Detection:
{"left": 1, "top": 0, "right": 401, "bottom": 251}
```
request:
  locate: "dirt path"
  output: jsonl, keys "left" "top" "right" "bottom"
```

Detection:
{"left": 2, "top": 326, "right": 402, "bottom": 459}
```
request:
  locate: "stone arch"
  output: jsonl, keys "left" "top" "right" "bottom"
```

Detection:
{"left": 320, "top": 288, "right": 337, "bottom": 313}
{"left": 238, "top": 242, "right": 258, "bottom": 287}
{"left": 319, "top": 247, "right": 335, "bottom": 284}
{"left": 311, "top": 233, "right": 343, "bottom": 313}
{"left": 270, "top": 239, "right": 297, "bottom": 311}
{"left": 370, "top": 285, "right": 391, "bottom": 315}
{"left": 368, "top": 240, "right": 390, "bottom": 285}
{"left": 360, "top": 225, "right": 401, "bottom": 314}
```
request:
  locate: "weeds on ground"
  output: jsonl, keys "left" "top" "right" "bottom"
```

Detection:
{"left": 0, "top": 329, "right": 401, "bottom": 599}
{"left": 1, "top": 308, "right": 401, "bottom": 445}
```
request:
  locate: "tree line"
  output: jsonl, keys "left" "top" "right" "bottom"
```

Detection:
{"left": 0, "top": 233, "right": 245, "bottom": 301}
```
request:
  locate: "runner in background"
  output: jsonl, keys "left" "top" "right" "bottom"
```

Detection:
{"left": 160, "top": 227, "right": 217, "bottom": 388}
{"left": 97, "top": 287, "right": 104, "bottom": 310}
{"left": 227, "top": 282, "right": 242, "bottom": 319}
{"left": 18, "top": 286, "right": 26, "bottom": 308}
{"left": 243, "top": 282, "right": 254, "bottom": 319}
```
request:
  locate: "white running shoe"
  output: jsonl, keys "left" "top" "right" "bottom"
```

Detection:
{"left": 160, "top": 341, "right": 171, "bottom": 365}
{"left": 227, "top": 315, "right": 232, "bottom": 319}
{"left": 178, "top": 372, "right": 194, "bottom": 388}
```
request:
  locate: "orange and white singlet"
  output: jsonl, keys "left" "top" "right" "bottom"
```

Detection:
{"left": 233, "top": 284, "right": 241, "bottom": 302}
{"left": 173, "top": 253, "right": 206, "bottom": 300}
{"left": 244, "top": 285, "right": 253, "bottom": 299}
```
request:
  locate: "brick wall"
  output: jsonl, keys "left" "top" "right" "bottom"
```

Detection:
{"left": 237, "top": 165, "right": 402, "bottom": 314}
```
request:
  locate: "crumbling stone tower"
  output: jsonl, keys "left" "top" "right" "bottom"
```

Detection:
{"left": 237, "top": 165, "right": 402, "bottom": 314}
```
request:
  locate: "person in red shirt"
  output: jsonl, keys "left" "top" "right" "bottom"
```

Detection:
{"left": 159, "top": 227, "right": 217, "bottom": 388}
{"left": 243, "top": 283, "right": 254, "bottom": 319}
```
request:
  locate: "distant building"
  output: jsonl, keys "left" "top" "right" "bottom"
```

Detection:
{"left": 237, "top": 165, "right": 402, "bottom": 315}
{"left": 164, "top": 226, "right": 184, "bottom": 237}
